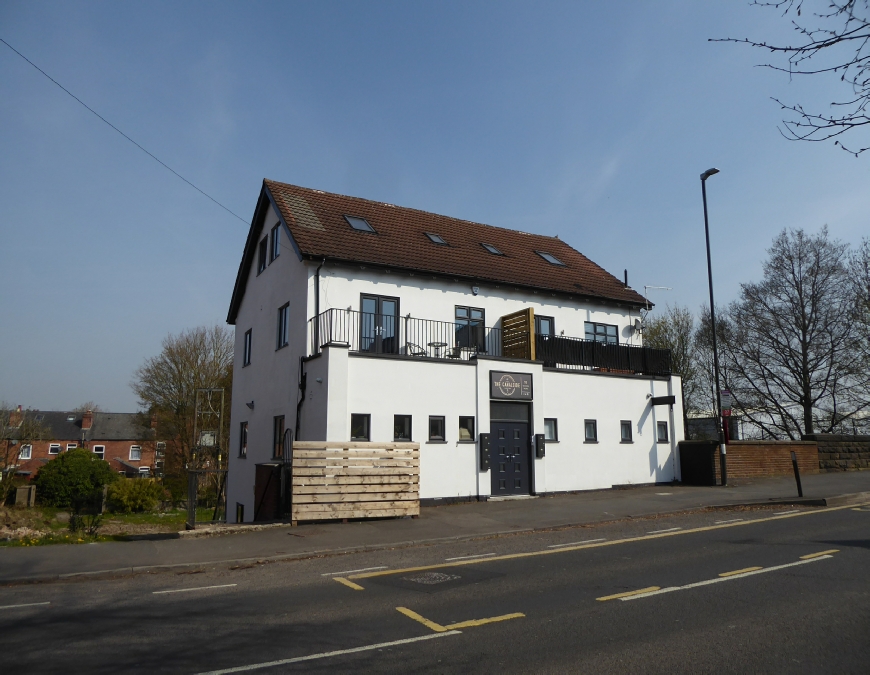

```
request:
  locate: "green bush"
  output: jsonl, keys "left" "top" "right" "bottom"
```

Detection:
{"left": 107, "top": 478, "right": 165, "bottom": 513}
{"left": 33, "top": 448, "right": 118, "bottom": 510}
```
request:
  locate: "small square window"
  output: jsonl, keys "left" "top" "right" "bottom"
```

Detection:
{"left": 243, "top": 329, "right": 252, "bottom": 366}
{"left": 544, "top": 418, "right": 558, "bottom": 441}
{"left": 429, "top": 416, "right": 445, "bottom": 441}
{"left": 425, "top": 233, "right": 447, "bottom": 245}
{"left": 393, "top": 415, "right": 412, "bottom": 441}
{"left": 130, "top": 445, "right": 142, "bottom": 461}
{"left": 584, "top": 420, "right": 597, "bottom": 443}
{"left": 351, "top": 414, "right": 370, "bottom": 441}
{"left": 93, "top": 445, "right": 105, "bottom": 459}
{"left": 258, "top": 236, "right": 268, "bottom": 273}
{"left": 19, "top": 444, "right": 32, "bottom": 460}
{"left": 273, "top": 416, "right": 285, "bottom": 458}
{"left": 536, "top": 251, "right": 565, "bottom": 266}
{"left": 239, "top": 422, "right": 248, "bottom": 458}
{"left": 657, "top": 421, "right": 669, "bottom": 443}
{"left": 345, "top": 215, "right": 375, "bottom": 232}
{"left": 620, "top": 421, "right": 633, "bottom": 443}
{"left": 49, "top": 443, "right": 61, "bottom": 455}
{"left": 270, "top": 224, "right": 281, "bottom": 262}
{"left": 66, "top": 443, "right": 77, "bottom": 452}
{"left": 481, "top": 243, "right": 503, "bottom": 255}
{"left": 459, "top": 416, "right": 475, "bottom": 441}
{"left": 67, "top": 414, "right": 76, "bottom": 421}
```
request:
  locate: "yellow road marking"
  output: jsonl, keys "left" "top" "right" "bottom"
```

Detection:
{"left": 396, "top": 607, "right": 525, "bottom": 633}
{"left": 596, "top": 586, "right": 661, "bottom": 602}
{"left": 396, "top": 607, "right": 449, "bottom": 632}
{"left": 345, "top": 502, "right": 867, "bottom": 582}
{"left": 800, "top": 549, "right": 839, "bottom": 560}
{"left": 719, "top": 567, "right": 763, "bottom": 577}
{"left": 333, "top": 577, "right": 365, "bottom": 591}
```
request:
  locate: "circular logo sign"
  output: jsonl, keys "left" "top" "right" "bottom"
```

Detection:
{"left": 495, "top": 374, "right": 522, "bottom": 397}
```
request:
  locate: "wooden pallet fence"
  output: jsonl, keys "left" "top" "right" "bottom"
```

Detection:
{"left": 290, "top": 441, "right": 420, "bottom": 524}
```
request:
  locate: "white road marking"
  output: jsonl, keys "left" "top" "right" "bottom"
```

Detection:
{"left": 321, "top": 566, "right": 388, "bottom": 576}
{"left": 152, "top": 584, "right": 237, "bottom": 595}
{"left": 655, "top": 492, "right": 673, "bottom": 496}
{"left": 778, "top": 510, "right": 801, "bottom": 515}
{"left": 194, "top": 630, "right": 462, "bottom": 674}
{"left": 620, "top": 555, "right": 833, "bottom": 602}
{"left": 547, "top": 538, "right": 607, "bottom": 548}
{"left": 714, "top": 518, "right": 744, "bottom": 524}
{"left": 444, "top": 553, "right": 496, "bottom": 561}
{"left": 647, "top": 527, "right": 682, "bottom": 534}
{"left": 0, "top": 601, "right": 50, "bottom": 610}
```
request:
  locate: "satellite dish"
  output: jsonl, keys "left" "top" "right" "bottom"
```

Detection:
{"left": 634, "top": 318, "right": 642, "bottom": 333}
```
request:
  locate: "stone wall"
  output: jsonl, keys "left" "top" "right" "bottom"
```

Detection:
{"left": 803, "top": 434, "right": 870, "bottom": 472}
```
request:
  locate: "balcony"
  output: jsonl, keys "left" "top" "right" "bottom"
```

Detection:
{"left": 308, "top": 308, "right": 671, "bottom": 377}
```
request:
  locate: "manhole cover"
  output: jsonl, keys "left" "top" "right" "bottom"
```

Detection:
{"left": 402, "top": 572, "right": 461, "bottom": 585}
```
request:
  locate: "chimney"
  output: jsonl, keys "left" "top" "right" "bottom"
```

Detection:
{"left": 82, "top": 409, "right": 94, "bottom": 430}
{"left": 9, "top": 405, "right": 23, "bottom": 427}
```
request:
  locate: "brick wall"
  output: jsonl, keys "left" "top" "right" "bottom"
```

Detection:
{"left": 713, "top": 441, "right": 819, "bottom": 481}
{"left": 804, "top": 434, "right": 870, "bottom": 472}
{"left": 10, "top": 440, "right": 157, "bottom": 478}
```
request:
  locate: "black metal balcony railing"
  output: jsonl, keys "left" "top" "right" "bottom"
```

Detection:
{"left": 308, "top": 309, "right": 671, "bottom": 376}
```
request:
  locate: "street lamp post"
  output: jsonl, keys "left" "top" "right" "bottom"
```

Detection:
{"left": 700, "top": 167, "right": 727, "bottom": 486}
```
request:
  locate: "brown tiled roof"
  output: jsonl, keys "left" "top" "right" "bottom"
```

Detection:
{"left": 228, "top": 180, "right": 647, "bottom": 323}
{"left": 270, "top": 180, "right": 646, "bottom": 303}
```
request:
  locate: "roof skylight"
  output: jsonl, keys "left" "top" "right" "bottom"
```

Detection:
{"left": 536, "top": 251, "right": 566, "bottom": 266}
{"left": 482, "top": 243, "right": 503, "bottom": 255}
{"left": 344, "top": 215, "right": 375, "bottom": 233}
{"left": 425, "top": 233, "right": 447, "bottom": 245}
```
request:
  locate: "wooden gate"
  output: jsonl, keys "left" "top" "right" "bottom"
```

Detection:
{"left": 289, "top": 441, "right": 420, "bottom": 524}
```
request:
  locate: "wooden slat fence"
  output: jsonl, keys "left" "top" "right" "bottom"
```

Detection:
{"left": 289, "top": 441, "right": 420, "bottom": 524}
{"left": 501, "top": 308, "right": 535, "bottom": 360}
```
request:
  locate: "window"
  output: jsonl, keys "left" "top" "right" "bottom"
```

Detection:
{"left": 393, "top": 415, "right": 412, "bottom": 441}
{"left": 536, "top": 251, "right": 565, "bottom": 266}
{"left": 66, "top": 414, "right": 75, "bottom": 421}
{"left": 258, "top": 236, "right": 268, "bottom": 273}
{"left": 155, "top": 441, "right": 166, "bottom": 457}
{"left": 544, "top": 418, "right": 558, "bottom": 441}
{"left": 429, "top": 416, "right": 446, "bottom": 441}
{"left": 455, "top": 306, "right": 485, "bottom": 351}
{"left": 425, "top": 232, "right": 447, "bottom": 245}
{"left": 584, "top": 420, "right": 598, "bottom": 442}
{"left": 657, "top": 421, "right": 669, "bottom": 443}
{"left": 345, "top": 215, "right": 375, "bottom": 232}
{"left": 535, "top": 315, "right": 555, "bottom": 337}
{"left": 620, "top": 421, "right": 633, "bottom": 443}
{"left": 49, "top": 443, "right": 61, "bottom": 455}
{"left": 270, "top": 224, "right": 281, "bottom": 262}
{"left": 350, "top": 414, "right": 370, "bottom": 441}
{"left": 273, "top": 416, "right": 285, "bottom": 458}
{"left": 93, "top": 445, "right": 105, "bottom": 459}
{"left": 277, "top": 303, "right": 289, "bottom": 349}
{"left": 19, "top": 444, "right": 32, "bottom": 460}
{"left": 139, "top": 467, "right": 151, "bottom": 476}
{"left": 67, "top": 443, "right": 77, "bottom": 452}
{"left": 243, "top": 329, "right": 252, "bottom": 366}
{"left": 481, "top": 243, "right": 503, "bottom": 255}
{"left": 459, "top": 416, "right": 475, "bottom": 441}
{"left": 585, "top": 322, "right": 618, "bottom": 345}
{"left": 130, "top": 445, "right": 142, "bottom": 461}
{"left": 239, "top": 422, "right": 248, "bottom": 458}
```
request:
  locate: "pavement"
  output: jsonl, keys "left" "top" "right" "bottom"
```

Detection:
{"left": 2, "top": 470, "right": 869, "bottom": 585}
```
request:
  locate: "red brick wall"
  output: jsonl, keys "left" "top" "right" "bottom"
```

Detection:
{"left": 10, "top": 439, "right": 157, "bottom": 478}
{"left": 713, "top": 441, "right": 819, "bottom": 481}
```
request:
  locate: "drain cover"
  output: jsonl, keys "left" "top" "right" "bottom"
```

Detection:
{"left": 402, "top": 572, "right": 461, "bottom": 585}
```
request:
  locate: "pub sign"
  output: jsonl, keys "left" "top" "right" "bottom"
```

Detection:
{"left": 490, "top": 370, "right": 533, "bottom": 400}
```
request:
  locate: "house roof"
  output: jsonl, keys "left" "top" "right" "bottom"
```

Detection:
{"left": 5, "top": 411, "right": 153, "bottom": 443}
{"left": 227, "top": 180, "right": 648, "bottom": 324}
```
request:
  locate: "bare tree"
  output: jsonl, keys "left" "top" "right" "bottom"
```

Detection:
{"left": 131, "top": 326, "right": 233, "bottom": 477}
{"left": 720, "top": 227, "right": 869, "bottom": 438}
{"left": 715, "top": 0, "right": 870, "bottom": 155}
{"left": 0, "top": 403, "right": 50, "bottom": 502}
{"left": 73, "top": 402, "right": 103, "bottom": 413}
{"left": 643, "top": 305, "right": 701, "bottom": 437}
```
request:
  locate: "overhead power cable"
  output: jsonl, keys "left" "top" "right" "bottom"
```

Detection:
{"left": 0, "top": 37, "right": 247, "bottom": 224}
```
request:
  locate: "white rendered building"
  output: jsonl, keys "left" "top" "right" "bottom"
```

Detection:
{"left": 226, "top": 180, "right": 684, "bottom": 521}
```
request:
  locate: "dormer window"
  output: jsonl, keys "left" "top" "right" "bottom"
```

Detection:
{"left": 425, "top": 233, "right": 448, "bottom": 245}
{"left": 345, "top": 215, "right": 375, "bottom": 233}
{"left": 67, "top": 414, "right": 75, "bottom": 421}
{"left": 482, "top": 243, "right": 503, "bottom": 255}
{"left": 536, "top": 251, "right": 565, "bottom": 266}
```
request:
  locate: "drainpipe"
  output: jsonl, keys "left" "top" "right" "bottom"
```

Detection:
{"left": 314, "top": 258, "right": 326, "bottom": 352}
{"left": 295, "top": 356, "right": 307, "bottom": 441}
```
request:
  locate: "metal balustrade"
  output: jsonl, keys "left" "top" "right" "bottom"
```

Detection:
{"left": 308, "top": 308, "right": 671, "bottom": 376}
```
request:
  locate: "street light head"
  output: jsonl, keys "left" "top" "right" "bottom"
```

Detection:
{"left": 700, "top": 168, "right": 720, "bottom": 181}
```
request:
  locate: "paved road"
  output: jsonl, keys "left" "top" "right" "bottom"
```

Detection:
{"left": 2, "top": 502, "right": 868, "bottom": 673}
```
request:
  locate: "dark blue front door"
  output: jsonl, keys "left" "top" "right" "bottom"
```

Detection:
{"left": 490, "top": 421, "right": 530, "bottom": 495}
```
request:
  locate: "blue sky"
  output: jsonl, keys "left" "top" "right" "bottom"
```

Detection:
{"left": 1, "top": 1, "right": 868, "bottom": 412}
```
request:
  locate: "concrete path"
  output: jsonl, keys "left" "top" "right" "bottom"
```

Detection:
{"left": 2, "top": 471, "right": 869, "bottom": 584}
